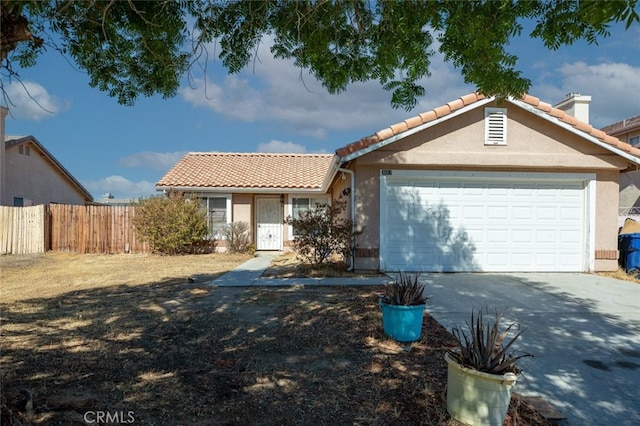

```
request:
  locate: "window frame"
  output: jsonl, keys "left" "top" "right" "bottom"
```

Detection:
{"left": 196, "top": 194, "right": 232, "bottom": 240}
{"left": 288, "top": 195, "right": 331, "bottom": 237}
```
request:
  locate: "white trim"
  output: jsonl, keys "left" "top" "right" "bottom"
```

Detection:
{"left": 379, "top": 170, "right": 595, "bottom": 272}
{"left": 509, "top": 97, "right": 640, "bottom": 166}
{"left": 384, "top": 169, "right": 594, "bottom": 183}
{"left": 155, "top": 185, "right": 326, "bottom": 194}
{"left": 338, "top": 95, "right": 640, "bottom": 167}
{"left": 587, "top": 179, "right": 596, "bottom": 272}
{"left": 340, "top": 98, "right": 495, "bottom": 162}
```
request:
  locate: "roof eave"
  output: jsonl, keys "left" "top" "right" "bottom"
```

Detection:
{"left": 509, "top": 98, "right": 640, "bottom": 167}
{"left": 338, "top": 97, "right": 496, "bottom": 162}
{"left": 154, "top": 185, "right": 327, "bottom": 194}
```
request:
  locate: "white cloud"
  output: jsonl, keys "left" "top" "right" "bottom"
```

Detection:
{"left": 255, "top": 139, "right": 330, "bottom": 154}
{"left": 4, "top": 80, "right": 68, "bottom": 120}
{"left": 257, "top": 140, "right": 307, "bottom": 153}
{"left": 536, "top": 61, "right": 640, "bottom": 129}
{"left": 119, "top": 151, "right": 188, "bottom": 172}
{"left": 180, "top": 37, "right": 473, "bottom": 139}
{"left": 83, "top": 175, "right": 157, "bottom": 200}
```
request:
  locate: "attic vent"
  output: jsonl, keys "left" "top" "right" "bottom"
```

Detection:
{"left": 484, "top": 108, "right": 507, "bottom": 145}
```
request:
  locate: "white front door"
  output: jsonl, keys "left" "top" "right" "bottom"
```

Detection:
{"left": 256, "top": 197, "right": 283, "bottom": 250}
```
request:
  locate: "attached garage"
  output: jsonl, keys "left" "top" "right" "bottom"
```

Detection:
{"left": 380, "top": 170, "right": 594, "bottom": 272}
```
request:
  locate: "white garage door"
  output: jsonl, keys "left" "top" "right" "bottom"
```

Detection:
{"left": 380, "top": 171, "right": 593, "bottom": 272}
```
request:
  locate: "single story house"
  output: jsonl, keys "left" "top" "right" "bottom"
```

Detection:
{"left": 157, "top": 92, "right": 640, "bottom": 273}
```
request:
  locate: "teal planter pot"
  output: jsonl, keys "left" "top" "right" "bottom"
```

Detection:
{"left": 380, "top": 302, "right": 426, "bottom": 342}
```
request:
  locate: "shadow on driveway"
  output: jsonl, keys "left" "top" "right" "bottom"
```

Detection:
{"left": 422, "top": 272, "right": 640, "bottom": 426}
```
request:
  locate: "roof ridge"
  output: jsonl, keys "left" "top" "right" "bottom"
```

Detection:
{"left": 187, "top": 152, "right": 333, "bottom": 157}
{"left": 335, "top": 92, "right": 640, "bottom": 160}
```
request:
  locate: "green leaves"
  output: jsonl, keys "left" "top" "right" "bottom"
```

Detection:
{"left": 285, "top": 198, "right": 358, "bottom": 267}
{"left": 133, "top": 191, "right": 209, "bottom": 255}
{"left": 2, "top": 0, "right": 638, "bottom": 108}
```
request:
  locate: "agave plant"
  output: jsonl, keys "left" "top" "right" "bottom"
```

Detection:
{"left": 381, "top": 272, "right": 429, "bottom": 306}
{"left": 448, "top": 307, "right": 532, "bottom": 375}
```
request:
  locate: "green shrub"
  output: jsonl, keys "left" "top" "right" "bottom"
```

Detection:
{"left": 286, "top": 198, "right": 359, "bottom": 267}
{"left": 222, "top": 221, "right": 253, "bottom": 254}
{"left": 133, "top": 191, "right": 209, "bottom": 255}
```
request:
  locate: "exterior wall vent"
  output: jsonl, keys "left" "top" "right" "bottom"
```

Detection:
{"left": 484, "top": 108, "right": 508, "bottom": 145}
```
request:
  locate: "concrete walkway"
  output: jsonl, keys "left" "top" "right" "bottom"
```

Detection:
{"left": 208, "top": 252, "right": 392, "bottom": 287}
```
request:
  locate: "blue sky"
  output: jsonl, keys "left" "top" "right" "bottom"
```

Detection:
{"left": 3, "top": 20, "right": 640, "bottom": 201}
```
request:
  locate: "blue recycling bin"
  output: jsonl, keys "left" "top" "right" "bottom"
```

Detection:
{"left": 618, "top": 233, "right": 640, "bottom": 272}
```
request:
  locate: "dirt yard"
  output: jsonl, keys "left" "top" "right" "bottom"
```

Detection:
{"left": 1, "top": 252, "right": 552, "bottom": 425}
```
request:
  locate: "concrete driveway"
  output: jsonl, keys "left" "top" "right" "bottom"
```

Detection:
{"left": 422, "top": 272, "right": 640, "bottom": 426}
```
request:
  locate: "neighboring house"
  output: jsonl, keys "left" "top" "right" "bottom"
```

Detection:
{"left": 158, "top": 92, "right": 640, "bottom": 273}
{"left": 1, "top": 134, "right": 93, "bottom": 206}
{"left": 601, "top": 114, "right": 640, "bottom": 214}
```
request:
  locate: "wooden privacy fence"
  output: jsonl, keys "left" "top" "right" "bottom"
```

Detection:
{"left": 0, "top": 205, "right": 47, "bottom": 254}
{"left": 0, "top": 204, "right": 149, "bottom": 254}
{"left": 49, "top": 204, "right": 148, "bottom": 254}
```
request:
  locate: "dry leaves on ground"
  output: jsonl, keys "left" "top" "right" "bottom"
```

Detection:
{"left": 1, "top": 252, "right": 552, "bottom": 425}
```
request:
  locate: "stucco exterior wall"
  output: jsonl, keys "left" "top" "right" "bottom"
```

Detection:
{"left": 4, "top": 142, "right": 88, "bottom": 205}
{"left": 595, "top": 170, "right": 621, "bottom": 271}
{"left": 232, "top": 193, "right": 253, "bottom": 224}
{"left": 349, "top": 101, "right": 627, "bottom": 272}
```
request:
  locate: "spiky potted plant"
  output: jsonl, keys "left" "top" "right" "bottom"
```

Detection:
{"left": 379, "top": 272, "right": 429, "bottom": 342}
{"left": 445, "top": 307, "right": 533, "bottom": 426}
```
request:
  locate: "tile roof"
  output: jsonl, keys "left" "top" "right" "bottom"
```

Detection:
{"left": 335, "top": 92, "right": 640, "bottom": 160}
{"left": 156, "top": 152, "right": 334, "bottom": 190}
{"left": 600, "top": 114, "right": 640, "bottom": 135}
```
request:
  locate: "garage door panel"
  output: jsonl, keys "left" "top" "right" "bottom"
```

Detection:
{"left": 382, "top": 173, "right": 587, "bottom": 272}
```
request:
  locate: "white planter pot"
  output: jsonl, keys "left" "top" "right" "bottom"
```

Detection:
{"left": 445, "top": 353, "right": 518, "bottom": 426}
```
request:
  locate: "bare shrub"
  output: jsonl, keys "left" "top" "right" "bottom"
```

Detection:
{"left": 222, "top": 221, "right": 254, "bottom": 254}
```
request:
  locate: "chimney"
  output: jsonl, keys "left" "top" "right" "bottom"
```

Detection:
{"left": 554, "top": 92, "right": 591, "bottom": 124}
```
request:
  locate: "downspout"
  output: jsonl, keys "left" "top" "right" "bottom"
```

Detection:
{"left": 337, "top": 167, "right": 355, "bottom": 271}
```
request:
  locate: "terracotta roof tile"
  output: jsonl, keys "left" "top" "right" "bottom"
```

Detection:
{"left": 537, "top": 101, "right": 552, "bottom": 112}
{"left": 334, "top": 92, "right": 639, "bottom": 164}
{"left": 419, "top": 110, "right": 438, "bottom": 123}
{"left": 390, "top": 121, "right": 409, "bottom": 134}
{"left": 460, "top": 92, "right": 483, "bottom": 105}
{"left": 603, "top": 135, "right": 621, "bottom": 146}
{"left": 404, "top": 115, "right": 423, "bottom": 129}
{"left": 434, "top": 104, "right": 451, "bottom": 118}
{"left": 156, "top": 153, "right": 333, "bottom": 190}
{"left": 447, "top": 98, "right": 465, "bottom": 112}
{"left": 375, "top": 127, "right": 395, "bottom": 141}
{"left": 574, "top": 120, "right": 593, "bottom": 133}
{"left": 562, "top": 114, "right": 579, "bottom": 127}
{"left": 521, "top": 94, "right": 540, "bottom": 106}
